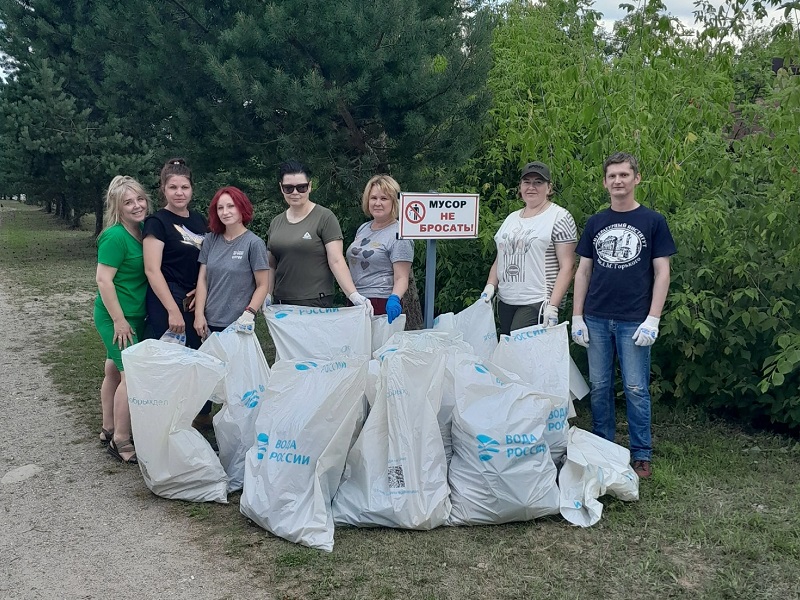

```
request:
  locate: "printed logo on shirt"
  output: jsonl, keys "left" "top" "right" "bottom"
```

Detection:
{"left": 497, "top": 224, "right": 537, "bottom": 283}
{"left": 173, "top": 224, "right": 205, "bottom": 250}
{"left": 302, "top": 232, "right": 312, "bottom": 240}
{"left": 232, "top": 250, "right": 244, "bottom": 260}
{"left": 593, "top": 223, "right": 647, "bottom": 270}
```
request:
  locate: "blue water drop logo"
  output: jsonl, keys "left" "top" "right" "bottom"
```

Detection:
{"left": 474, "top": 364, "right": 489, "bottom": 374}
{"left": 574, "top": 500, "right": 582, "bottom": 509}
{"left": 275, "top": 311, "right": 290, "bottom": 319}
{"left": 476, "top": 434, "right": 500, "bottom": 461}
{"left": 256, "top": 432, "right": 269, "bottom": 459}
{"left": 295, "top": 361, "right": 318, "bottom": 371}
{"left": 242, "top": 389, "right": 260, "bottom": 409}
{"left": 378, "top": 347, "right": 397, "bottom": 362}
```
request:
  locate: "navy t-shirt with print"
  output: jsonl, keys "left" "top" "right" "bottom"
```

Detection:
{"left": 142, "top": 208, "right": 208, "bottom": 292}
{"left": 576, "top": 205, "right": 676, "bottom": 322}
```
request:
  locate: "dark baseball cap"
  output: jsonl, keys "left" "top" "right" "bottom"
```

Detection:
{"left": 520, "top": 161, "right": 551, "bottom": 182}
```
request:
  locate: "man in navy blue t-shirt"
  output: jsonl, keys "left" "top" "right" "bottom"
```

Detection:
{"left": 571, "top": 152, "right": 677, "bottom": 479}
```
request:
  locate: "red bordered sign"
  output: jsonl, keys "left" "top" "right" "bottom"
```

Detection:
{"left": 398, "top": 193, "right": 480, "bottom": 239}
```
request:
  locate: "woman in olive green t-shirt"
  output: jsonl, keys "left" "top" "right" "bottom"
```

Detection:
{"left": 266, "top": 160, "right": 372, "bottom": 312}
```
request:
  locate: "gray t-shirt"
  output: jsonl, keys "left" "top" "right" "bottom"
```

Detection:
{"left": 346, "top": 221, "right": 414, "bottom": 298}
{"left": 198, "top": 230, "right": 269, "bottom": 327}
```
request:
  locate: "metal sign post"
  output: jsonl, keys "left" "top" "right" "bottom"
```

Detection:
{"left": 424, "top": 239, "right": 437, "bottom": 329}
{"left": 398, "top": 193, "right": 480, "bottom": 328}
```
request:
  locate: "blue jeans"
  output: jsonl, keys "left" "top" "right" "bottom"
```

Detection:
{"left": 585, "top": 316, "right": 652, "bottom": 461}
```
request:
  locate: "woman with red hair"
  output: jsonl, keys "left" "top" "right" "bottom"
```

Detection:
{"left": 193, "top": 186, "right": 270, "bottom": 338}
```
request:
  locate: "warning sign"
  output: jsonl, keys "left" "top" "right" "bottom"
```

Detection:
{"left": 406, "top": 201, "right": 425, "bottom": 224}
{"left": 398, "top": 193, "right": 480, "bottom": 239}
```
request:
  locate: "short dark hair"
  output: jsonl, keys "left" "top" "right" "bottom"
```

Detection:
{"left": 207, "top": 186, "right": 254, "bottom": 234}
{"left": 278, "top": 160, "right": 310, "bottom": 183}
{"left": 160, "top": 157, "right": 193, "bottom": 190}
{"left": 603, "top": 152, "right": 639, "bottom": 177}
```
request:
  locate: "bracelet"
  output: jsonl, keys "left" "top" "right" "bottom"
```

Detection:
{"left": 245, "top": 306, "right": 257, "bottom": 315}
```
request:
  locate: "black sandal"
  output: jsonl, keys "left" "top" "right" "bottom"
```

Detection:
{"left": 99, "top": 428, "right": 114, "bottom": 446}
{"left": 108, "top": 439, "right": 138, "bottom": 464}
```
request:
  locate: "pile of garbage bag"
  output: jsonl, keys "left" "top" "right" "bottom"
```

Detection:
{"left": 122, "top": 301, "right": 638, "bottom": 552}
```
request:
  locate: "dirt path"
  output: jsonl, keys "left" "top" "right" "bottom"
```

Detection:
{"left": 0, "top": 271, "right": 270, "bottom": 599}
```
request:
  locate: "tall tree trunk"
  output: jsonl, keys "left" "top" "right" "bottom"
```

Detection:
{"left": 402, "top": 268, "right": 424, "bottom": 331}
{"left": 94, "top": 199, "right": 103, "bottom": 237}
{"left": 70, "top": 207, "right": 81, "bottom": 228}
{"left": 56, "top": 193, "right": 65, "bottom": 219}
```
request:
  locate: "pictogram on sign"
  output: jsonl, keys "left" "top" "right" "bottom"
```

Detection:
{"left": 406, "top": 201, "right": 425, "bottom": 224}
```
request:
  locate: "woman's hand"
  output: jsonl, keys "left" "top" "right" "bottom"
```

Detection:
{"left": 194, "top": 313, "right": 208, "bottom": 340}
{"left": 168, "top": 308, "right": 186, "bottom": 333}
{"left": 112, "top": 318, "right": 135, "bottom": 350}
{"left": 184, "top": 289, "right": 197, "bottom": 311}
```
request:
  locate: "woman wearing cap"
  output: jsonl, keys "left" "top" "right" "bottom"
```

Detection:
{"left": 480, "top": 161, "right": 577, "bottom": 335}
{"left": 266, "top": 160, "right": 372, "bottom": 312}
{"left": 346, "top": 174, "right": 414, "bottom": 323}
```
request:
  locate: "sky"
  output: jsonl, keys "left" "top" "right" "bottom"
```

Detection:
{"left": 588, "top": 0, "right": 787, "bottom": 32}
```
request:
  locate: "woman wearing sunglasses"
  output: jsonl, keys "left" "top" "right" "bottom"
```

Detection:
{"left": 265, "top": 160, "right": 372, "bottom": 312}
{"left": 346, "top": 174, "right": 413, "bottom": 323}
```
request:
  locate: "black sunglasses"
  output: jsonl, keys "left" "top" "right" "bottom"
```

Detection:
{"left": 280, "top": 183, "right": 310, "bottom": 194}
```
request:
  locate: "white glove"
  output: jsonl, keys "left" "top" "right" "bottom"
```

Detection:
{"left": 348, "top": 291, "right": 374, "bottom": 316}
{"left": 261, "top": 293, "right": 272, "bottom": 313}
{"left": 480, "top": 283, "right": 495, "bottom": 303}
{"left": 571, "top": 316, "right": 589, "bottom": 347}
{"left": 543, "top": 304, "right": 558, "bottom": 328}
{"left": 234, "top": 310, "right": 255, "bottom": 334}
{"left": 632, "top": 315, "right": 660, "bottom": 347}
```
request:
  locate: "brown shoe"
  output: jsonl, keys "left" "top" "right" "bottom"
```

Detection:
{"left": 632, "top": 460, "right": 652, "bottom": 479}
{"left": 192, "top": 413, "right": 214, "bottom": 432}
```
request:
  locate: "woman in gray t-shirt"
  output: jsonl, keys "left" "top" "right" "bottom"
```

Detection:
{"left": 194, "top": 186, "right": 270, "bottom": 338}
{"left": 346, "top": 175, "right": 414, "bottom": 323}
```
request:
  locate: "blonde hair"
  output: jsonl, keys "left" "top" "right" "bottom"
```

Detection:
{"left": 361, "top": 174, "right": 401, "bottom": 219}
{"left": 103, "top": 176, "right": 151, "bottom": 230}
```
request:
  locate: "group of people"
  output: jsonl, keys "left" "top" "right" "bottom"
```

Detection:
{"left": 93, "top": 151, "right": 675, "bottom": 479}
{"left": 93, "top": 159, "right": 413, "bottom": 465}
{"left": 479, "top": 152, "right": 676, "bottom": 479}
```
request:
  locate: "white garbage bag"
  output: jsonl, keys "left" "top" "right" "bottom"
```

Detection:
{"left": 263, "top": 304, "right": 371, "bottom": 361}
{"left": 122, "top": 339, "right": 228, "bottom": 503}
{"left": 199, "top": 327, "right": 271, "bottom": 492}
{"left": 492, "top": 323, "right": 572, "bottom": 461}
{"left": 448, "top": 356, "right": 560, "bottom": 525}
{"left": 433, "top": 299, "right": 498, "bottom": 360}
{"left": 375, "top": 329, "right": 467, "bottom": 357}
{"left": 559, "top": 427, "right": 639, "bottom": 527}
{"left": 333, "top": 348, "right": 449, "bottom": 529}
{"left": 373, "top": 330, "right": 474, "bottom": 465}
{"left": 569, "top": 356, "right": 590, "bottom": 410}
{"left": 239, "top": 358, "right": 367, "bottom": 552}
{"left": 371, "top": 314, "right": 406, "bottom": 352}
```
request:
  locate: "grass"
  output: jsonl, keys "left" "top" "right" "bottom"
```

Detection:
{"left": 2, "top": 200, "right": 799, "bottom": 599}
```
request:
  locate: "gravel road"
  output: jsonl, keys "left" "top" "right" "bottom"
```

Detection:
{"left": 0, "top": 268, "right": 271, "bottom": 600}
